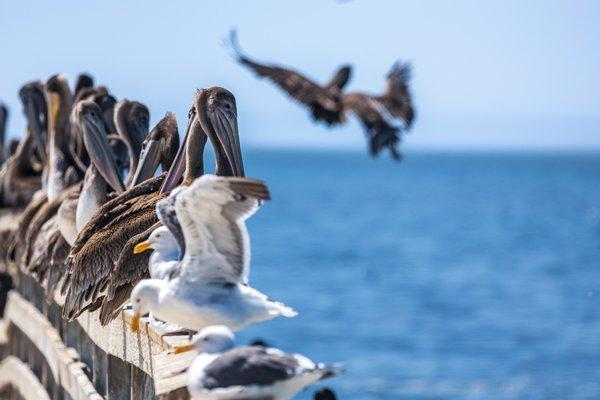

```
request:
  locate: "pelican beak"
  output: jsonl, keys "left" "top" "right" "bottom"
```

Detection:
{"left": 211, "top": 108, "right": 244, "bottom": 177}
{"left": 172, "top": 343, "right": 196, "bottom": 354}
{"left": 160, "top": 110, "right": 195, "bottom": 193}
{"left": 131, "top": 137, "right": 161, "bottom": 186}
{"left": 130, "top": 312, "right": 141, "bottom": 333}
{"left": 22, "top": 94, "right": 47, "bottom": 163}
{"left": 82, "top": 114, "right": 126, "bottom": 193}
{"left": 133, "top": 241, "right": 152, "bottom": 254}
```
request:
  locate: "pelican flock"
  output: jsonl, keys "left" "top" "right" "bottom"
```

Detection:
{"left": 0, "top": 71, "right": 347, "bottom": 399}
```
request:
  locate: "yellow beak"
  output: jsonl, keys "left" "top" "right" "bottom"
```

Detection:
{"left": 172, "top": 343, "right": 196, "bottom": 354}
{"left": 130, "top": 312, "right": 141, "bottom": 333}
{"left": 133, "top": 241, "right": 151, "bottom": 254}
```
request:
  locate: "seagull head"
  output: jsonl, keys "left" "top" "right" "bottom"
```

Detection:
{"left": 133, "top": 226, "right": 179, "bottom": 257}
{"left": 129, "top": 279, "right": 162, "bottom": 333}
{"left": 173, "top": 325, "right": 235, "bottom": 354}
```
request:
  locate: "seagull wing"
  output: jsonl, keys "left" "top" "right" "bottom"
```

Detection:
{"left": 175, "top": 175, "right": 270, "bottom": 284}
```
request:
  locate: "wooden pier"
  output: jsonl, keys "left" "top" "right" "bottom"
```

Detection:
{"left": 0, "top": 212, "right": 195, "bottom": 400}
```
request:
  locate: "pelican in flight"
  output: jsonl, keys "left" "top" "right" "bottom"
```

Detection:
{"left": 129, "top": 175, "right": 296, "bottom": 333}
{"left": 172, "top": 325, "right": 341, "bottom": 400}
{"left": 229, "top": 30, "right": 415, "bottom": 160}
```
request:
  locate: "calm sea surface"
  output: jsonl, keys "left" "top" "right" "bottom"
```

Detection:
{"left": 232, "top": 150, "right": 600, "bottom": 400}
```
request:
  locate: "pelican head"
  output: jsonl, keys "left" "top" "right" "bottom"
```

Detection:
{"left": 131, "top": 112, "right": 178, "bottom": 186}
{"left": 75, "top": 100, "right": 125, "bottom": 193}
{"left": 129, "top": 279, "right": 162, "bottom": 332}
{"left": 173, "top": 325, "right": 235, "bottom": 354}
{"left": 18, "top": 81, "right": 48, "bottom": 163}
{"left": 196, "top": 87, "right": 244, "bottom": 177}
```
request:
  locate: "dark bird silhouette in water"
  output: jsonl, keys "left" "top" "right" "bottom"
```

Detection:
{"left": 315, "top": 387, "right": 338, "bottom": 400}
{"left": 228, "top": 29, "right": 415, "bottom": 160}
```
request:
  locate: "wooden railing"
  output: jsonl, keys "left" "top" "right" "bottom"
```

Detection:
{"left": 0, "top": 213, "right": 196, "bottom": 399}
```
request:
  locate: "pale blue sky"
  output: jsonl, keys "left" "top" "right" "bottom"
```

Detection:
{"left": 1, "top": 0, "right": 599, "bottom": 150}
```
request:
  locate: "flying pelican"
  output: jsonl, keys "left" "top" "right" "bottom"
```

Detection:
{"left": 228, "top": 30, "right": 350, "bottom": 126}
{"left": 63, "top": 87, "right": 244, "bottom": 322}
{"left": 229, "top": 30, "right": 415, "bottom": 159}
{"left": 172, "top": 326, "right": 341, "bottom": 400}
{"left": 128, "top": 175, "right": 297, "bottom": 333}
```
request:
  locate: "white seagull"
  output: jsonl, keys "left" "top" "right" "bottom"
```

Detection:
{"left": 129, "top": 175, "right": 297, "bottom": 333}
{"left": 133, "top": 225, "right": 181, "bottom": 280}
{"left": 173, "top": 325, "right": 342, "bottom": 400}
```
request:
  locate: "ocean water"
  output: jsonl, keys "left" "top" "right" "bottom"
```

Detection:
{"left": 231, "top": 150, "right": 600, "bottom": 400}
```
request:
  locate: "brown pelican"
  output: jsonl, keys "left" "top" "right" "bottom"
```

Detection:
{"left": 62, "top": 87, "right": 244, "bottom": 322}
{"left": 0, "top": 82, "right": 47, "bottom": 208}
{"left": 45, "top": 74, "right": 85, "bottom": 201}
{"left": 170, "top": 326, "right": 340, "bottom": 400}
{"left": 228, "top": 30, "right": 350, "bottom": 125}
{"left": 57, "top": 100, "right": 127, "bottom": 245}
{"left": 0, "top": 103, "right": 8, "bottom": 164}
{"left": 229, "top": 31, "right": 415, "bottom": 159}
{"left": 113, "top": 100, "right": 149, "bottom": 187}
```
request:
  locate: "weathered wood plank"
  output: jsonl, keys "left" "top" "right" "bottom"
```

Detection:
{"left": 130, "top": 365, "right": 154, "bottom": 400}
{"left": 107, "top": 354, "right": 130, "bottom": 400}
{"left": 0, "top": 356, "right": 51, "bottom": 400}
{"left": 4, "top": 291, "right": 103, "bottom": 400}
{"left": 92, "top": 343, "right": 107, "bottom": 397}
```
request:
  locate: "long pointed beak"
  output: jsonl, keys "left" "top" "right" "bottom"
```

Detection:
{"left": 131, "top": 138, "right": 161, "bottom": 187}
{"left": 172, "top": 343, "right": 196, "bottom": 354}
{"left": 23, "top": 98, "right": 47, "bottom": 163}
{"left": 160, "top": 111, "right": 195, "bottom": 193}
{"left": 82, "top": 115, "right": 126, "bottom": 193}
{"left": 211, "top": 109, "right": 244, "bottom": 177}
{"left": 130, "top": 312, "right": 141, "bottom": 333}
{"left": 133, "top": 241, "right": 152, "bottom": 254}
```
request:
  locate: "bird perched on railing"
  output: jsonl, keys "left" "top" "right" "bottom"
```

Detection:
{"left": 228, "top": 29, "right": 415, "bottom": 160}
{"left": 172, "top": 325, "right": 342, "bottom": 400}
{"left": 128, "top": 174, "right": 297, "bottom": 334}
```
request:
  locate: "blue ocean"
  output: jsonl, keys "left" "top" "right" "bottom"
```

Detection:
{"left": 232, "top": 150, "right": 600, "bottom": 400}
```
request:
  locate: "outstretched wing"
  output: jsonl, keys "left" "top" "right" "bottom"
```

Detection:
{"left": 377, "top": 61, "right": 415, "bottom": 128}
{"left": 175, "top": 175, "right": 270, "bottom": 284}
{"left": 343, "top": 93, "right": 402, "bottom": 160}
{"left": 228, "top": 30, "right": 344, "bottom": 125}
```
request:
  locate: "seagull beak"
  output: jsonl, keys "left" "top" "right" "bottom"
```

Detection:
{"left": 172, "top": 343, "right": 196, "bottom": 354}
{"left": 210, "top": 108, "right": 245, "bottom": 177}
{"left": 131, "top": 137, "right": 161, "bottom": 186}
{"left": 160, "top": 110, "right": 195, "bottom": 193}
{"left": 82, "top": 114, "right": 126, "bottom": 193}
{"left": 133, "top": 241, "right": 152, "bottom": 254}
{"left": 130, "top": 312, "right": 141, "bottom": 333}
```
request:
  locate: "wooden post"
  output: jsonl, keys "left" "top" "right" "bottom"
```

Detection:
{"left": 107, "top": 354, "right": 131, "bottom": 400}
{"left": 65, "top": 321, "right": 78, "bottom": 350}
{"left": 78, "top": 324, "right": 93, "bottom": 379}
{"left": 131, "top": 366, "right": 155, "bottom": 400}
{"left": 92, "top": 343, "right": 107, "bottom": 397}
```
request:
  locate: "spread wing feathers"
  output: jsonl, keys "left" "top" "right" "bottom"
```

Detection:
{"left": 175, "top": 175, "right": 270, "bottom": 284}
{"left": 324, "top": 65, "right": 352, "bottom": 92}
{"left": 228, "top": 30, "right": 344, "bottom": 125}
{"left": 98, "top": 221, "right": 160, "bottom": 325}
{"left": 63, "top": 192, "right": 163, "bottom": 320}
{"left": 377, "top": 61, "right": 415, "bottom": 127}
{"left": 343, "top": 93, "right": 403, "bottom": 160}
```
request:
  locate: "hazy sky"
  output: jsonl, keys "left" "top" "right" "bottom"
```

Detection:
{"left": 1, "top": 0, "right": 599, "bottom": 151}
